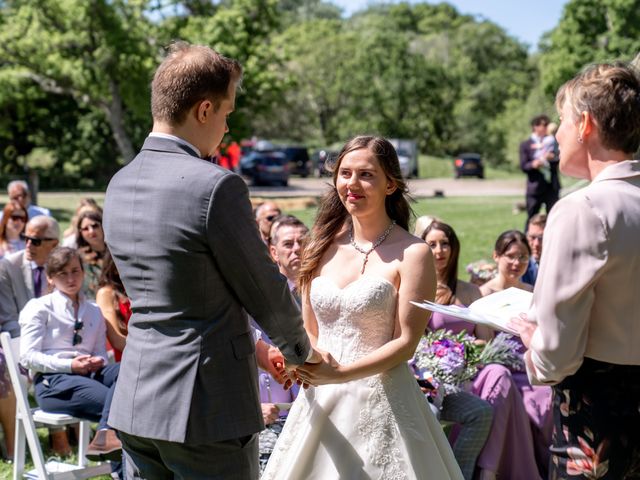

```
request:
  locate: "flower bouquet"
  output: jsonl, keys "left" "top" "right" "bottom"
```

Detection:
{"left": 412, "top": 329, "right": 524, "bottom": 403}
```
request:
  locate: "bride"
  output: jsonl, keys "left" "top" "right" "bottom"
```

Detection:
{"left": 262, "top": 136, "right": 463, "bottom": 479}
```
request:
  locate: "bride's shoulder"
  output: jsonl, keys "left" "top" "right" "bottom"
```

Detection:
{"left": 395, "top": 229, "right": 431, "bottom": 261}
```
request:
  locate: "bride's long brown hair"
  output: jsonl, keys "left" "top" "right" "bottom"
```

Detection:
{"left": 298, "top": 136, "right": 412, "bottom": 293}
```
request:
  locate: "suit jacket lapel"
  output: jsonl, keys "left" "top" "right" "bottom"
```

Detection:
{"left": 21, "top": 255, "right": 35, "bottom": 299}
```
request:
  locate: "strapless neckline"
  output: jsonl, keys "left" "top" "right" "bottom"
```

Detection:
{"left": 312, "top": 274, "right": 397, "bottom": 293}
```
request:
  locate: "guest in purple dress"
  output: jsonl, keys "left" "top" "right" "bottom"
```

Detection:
{"left": 480, "top": 229, "right": 554, "bottom": 476}
{"left": 423, "top": 221, "right": 545, "bottom": 480}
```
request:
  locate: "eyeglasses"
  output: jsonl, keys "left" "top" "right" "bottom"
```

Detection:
{"left": 80, "top": 222, "right": 101, "bottom": 232}
{"left": 10, "top": 215, "right": 27, "bottom": 222}
{"left": 503, "top": 253, "right": 530, "bottom": 264}
{"left": 72, "top": 320, "right": 84, "bottom": 346}
{"left": 21, "top": 234, "right": 57, "bottom": 247}
{"left": 526, "top": 234, "right": 543, "bottom": 242}
{"left": 265, "top": 214, "right": 279, "bottom": 222}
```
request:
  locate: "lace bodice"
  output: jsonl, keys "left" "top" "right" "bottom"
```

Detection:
{"left": 310, "top": 275, "right": 397, "bottom": 364}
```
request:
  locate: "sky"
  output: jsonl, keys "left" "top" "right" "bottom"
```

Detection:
{"left": 331, "top": 0, "right": 569, "bottom": 51}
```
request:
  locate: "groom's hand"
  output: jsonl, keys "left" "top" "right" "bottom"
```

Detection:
{"left": 256, "top": 340, "right": 293, "bottom": 389}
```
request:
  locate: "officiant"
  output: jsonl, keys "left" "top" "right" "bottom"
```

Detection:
{"left": 512, "top": 61, "right": 640, "bottom": 479}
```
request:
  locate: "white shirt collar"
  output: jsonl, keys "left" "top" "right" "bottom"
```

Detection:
{"left": 148, "top": 132, "right": 202, "bottom": 158}
{"left": 592, "top": 160, "right": 640, "bottom": 183}
{"left": 51, "top": 288, "right": 85, "bottom": 310}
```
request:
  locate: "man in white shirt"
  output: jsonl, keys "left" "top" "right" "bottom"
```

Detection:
{"left": 0, "top": 180, "right": 51, "bottom": 221}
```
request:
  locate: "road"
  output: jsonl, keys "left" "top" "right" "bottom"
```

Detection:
{"left": 249, "top": 176, "right": 526, "bottom": 198}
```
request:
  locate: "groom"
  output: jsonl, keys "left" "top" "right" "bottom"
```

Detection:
{"left": 103, "top": 42, "right": 317, "bottom": 479}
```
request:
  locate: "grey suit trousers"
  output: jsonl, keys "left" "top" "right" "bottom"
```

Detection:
{"left": 120, "top": 431, "right": 258, "bottom": 480}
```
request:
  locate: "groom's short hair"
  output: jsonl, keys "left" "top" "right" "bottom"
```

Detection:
{"left": 151, "top": 41, "right": 242, "bottom": 126}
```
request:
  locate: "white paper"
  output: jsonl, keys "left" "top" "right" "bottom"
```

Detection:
{"left": 411, "top": 287, "right": 533, "bottom": 336}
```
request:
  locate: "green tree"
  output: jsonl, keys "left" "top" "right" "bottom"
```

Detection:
{"left": 539, "top": 0, "right": 640, "bottom": 95}
{"left": 0, "top": 0, "right": 158, "bottom": 163}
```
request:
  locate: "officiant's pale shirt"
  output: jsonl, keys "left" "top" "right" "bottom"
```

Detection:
{"left": 527, "top": 160, "right": 640, "bottom": 385}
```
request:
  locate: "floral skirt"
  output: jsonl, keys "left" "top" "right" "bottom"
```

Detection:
{"left": 550, "top": 357, "right": 640, "bottom": 479}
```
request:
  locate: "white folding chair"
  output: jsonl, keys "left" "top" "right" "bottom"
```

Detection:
{"left": 0, "top": 332, "right": 111, "bottom": 479}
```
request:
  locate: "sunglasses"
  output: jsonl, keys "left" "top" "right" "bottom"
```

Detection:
{"left": 265, "top": 214, "right": 279, "bottom": 222}
{"left": 72, "top": 320, "right": 84, "bottom": 346}
{"left": 10, "top": 215, "right": 27, "bottom": 222}
{"left": 21, "top": 234, "right": 57, "bottom": 247}
{"left": 80, "top": 222, "right": 101, "bottom": 232}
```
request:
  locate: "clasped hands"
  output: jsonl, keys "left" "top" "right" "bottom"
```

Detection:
{"left": 258, "top": 341, "right": 341, "bottom": 389}
{"left": 71, "top": 355, "right": 104, "bottom": 375}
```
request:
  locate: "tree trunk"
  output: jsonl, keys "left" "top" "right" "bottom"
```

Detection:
{"left": 103, "top": 79, "right": 136, "bottom": 163}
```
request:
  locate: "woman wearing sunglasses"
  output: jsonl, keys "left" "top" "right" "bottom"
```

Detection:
{"left": 19, "top": 247, "right": 122, "bottom": 472}
{"left": 0, "top": 201, "right": 28, "bottom": 258}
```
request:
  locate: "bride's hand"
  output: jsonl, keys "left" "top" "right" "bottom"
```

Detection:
{"left": 296, "top": 350, "right": 343, "bottom": 386}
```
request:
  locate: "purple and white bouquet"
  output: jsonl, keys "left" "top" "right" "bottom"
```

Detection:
{"left": 412, "top": 329, "right": 524, "bottom": 400}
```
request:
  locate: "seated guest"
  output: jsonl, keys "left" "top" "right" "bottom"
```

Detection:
{"left": 75, "top": 210, "right": 106, "bottom": 299}
{"left": 253, "top": 215, "right": 309, "bottom": 472}
{"left": 422, "top": 221, "right": 542, "bottom": 480}
{"left": 0, "top": 201, "right": 27, "bottom": 258}
{"left": 254, "top": 201, "right": 281, "bottom": 244}
{"left": 480, "top": 230, "right": 534, "bottom": 295}
{"left": 96, "top": 250, "right": 129, "bottom": 362}
{"left": 62, "top": 198, "right": 102, "bottom": 248}
{"left": 479, "top": 229, "right": 553, "bottom": 476}
{"left": 0, "top": 216, "right": 71, "bottom": 455}
{"left": 268, "top": 214, "right": 308, "bottom": 301}
{"left": 19, "top": 247, "right": 122, "bottom": 468}
{"left": 522, "top": 214, "right": 546, "bottom": 286}
{"left": 0, "top": 216, "right": 60, "bottom": 333}
{"left": 0, "top": 180, "right": 50, "bottom": 221}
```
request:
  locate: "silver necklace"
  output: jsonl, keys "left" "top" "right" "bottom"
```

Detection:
{"left": 349, "top": 220, "right": 396, "bottom": 274}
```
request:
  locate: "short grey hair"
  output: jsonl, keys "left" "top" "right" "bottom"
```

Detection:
{"left": 7, "top": 180, "right": 29, "bottom": 195}
{"left": 28, "top": 216, "right": 59, "bottom": 240}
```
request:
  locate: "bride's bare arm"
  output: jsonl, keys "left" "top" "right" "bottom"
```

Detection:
{"left": 298, "top": 242, "right": 436, "bottom": 384}
{"left": 302, "top": 287, "right": 319, "bottom": 347}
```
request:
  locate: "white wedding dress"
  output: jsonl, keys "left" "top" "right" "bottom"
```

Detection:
{"left": 262, "top": 275, "right": 463, "bottom": 479}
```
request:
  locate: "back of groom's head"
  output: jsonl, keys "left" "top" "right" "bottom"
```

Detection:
{"left": 151, "top": 41, "right": 243, "bottom": 127}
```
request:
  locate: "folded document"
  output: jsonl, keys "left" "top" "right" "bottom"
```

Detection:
{"left": 411, "top": 287, "right": 533, "bottom": 336}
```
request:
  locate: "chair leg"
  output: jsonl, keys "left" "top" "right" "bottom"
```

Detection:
{"left": 13, "top": 417, "right": 25, "bottom": 480}
{"left": 22, "top": 416, "right": 49, "bottom": 480}
{"left": 78, "top": 421, "right": 90, "bottom": 467}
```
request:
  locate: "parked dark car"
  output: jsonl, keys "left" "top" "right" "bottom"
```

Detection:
{"left": 279, "top": 146, "right": 311, "bottom": 177}
{"left": 240, "top": 151, "right": 290, "bottom": 186}
{"left": 454, "top": 153, "right": 484, "bottom": 179}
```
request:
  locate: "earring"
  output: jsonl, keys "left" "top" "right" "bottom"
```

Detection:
{"left": 578, "top": 136, "right": 583, "bottom": 144}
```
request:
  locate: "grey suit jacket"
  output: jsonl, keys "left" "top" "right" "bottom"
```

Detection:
{"left": 0, "top": 250, "right": 35, "bottom": 336}
{"left": 103, "top": 136, "right": 310, "bottom": 444}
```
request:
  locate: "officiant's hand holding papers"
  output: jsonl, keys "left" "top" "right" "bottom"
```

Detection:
{"left": 508, "top": 314, "right": 537, "bottom": 349}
